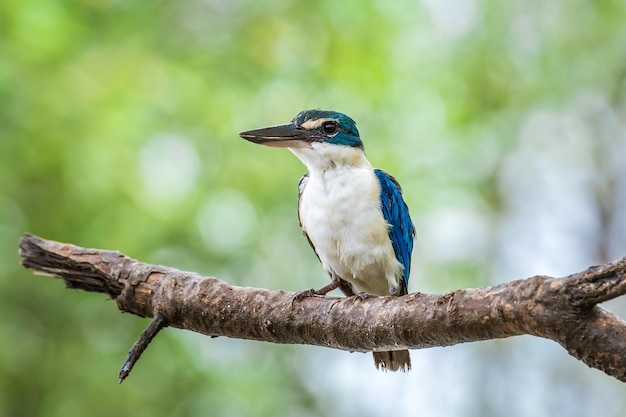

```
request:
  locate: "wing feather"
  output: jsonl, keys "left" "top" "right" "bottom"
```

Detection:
{"left": 374, "top": 169, "right": 415, "bottom": 294}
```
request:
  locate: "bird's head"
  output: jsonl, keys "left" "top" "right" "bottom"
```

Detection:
{"left": 239, "top": 109, "right": 363, "bottom": 151}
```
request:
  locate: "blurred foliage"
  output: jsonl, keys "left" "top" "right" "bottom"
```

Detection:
{"left": 2, "top": 0, "right": 626, "bottom": 416}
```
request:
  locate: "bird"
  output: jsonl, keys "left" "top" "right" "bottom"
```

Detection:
{"left": 239, "top": 109, "right": 415, "bottom": 372}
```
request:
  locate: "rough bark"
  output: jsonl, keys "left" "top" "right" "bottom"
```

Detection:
{"left": 18, "top": 233, "right": 626, "bottom": 382}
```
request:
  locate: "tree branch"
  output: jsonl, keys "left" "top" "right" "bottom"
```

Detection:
{"left": 18, "top": 233, "right": 626, "bottom": 382}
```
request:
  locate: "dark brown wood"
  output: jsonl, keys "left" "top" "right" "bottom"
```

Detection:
{"left": 119, "top": 312, "right": 166, "bottom": 383}
{"left": 18, "top": 233, "right": 626, "bottom": 382}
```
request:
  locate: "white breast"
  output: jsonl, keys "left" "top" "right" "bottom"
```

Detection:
{"left": 294, "top": 145, "right": 403, "bottom": 295}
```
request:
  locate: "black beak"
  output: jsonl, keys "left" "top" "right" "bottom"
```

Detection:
{"left": 239, "top": 123, "right": 317, "bottom": 148}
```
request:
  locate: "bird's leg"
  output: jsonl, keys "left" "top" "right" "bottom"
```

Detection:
{"left": 313, "top": 279, "right": 342, "bottom": 296}
{"left": 292, "top": 276, "right": 341, "bottom": 305}
{"left": 388, "top": 286, "right": 400, "bottom": 297}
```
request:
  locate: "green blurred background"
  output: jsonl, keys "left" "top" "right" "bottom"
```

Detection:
{"left": 2, "top": 1, "right": 626, "bottom": 416}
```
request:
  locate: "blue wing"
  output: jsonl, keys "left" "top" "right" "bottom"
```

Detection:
{"left": 374, "top": 169, "right": 415, "bottom": 294}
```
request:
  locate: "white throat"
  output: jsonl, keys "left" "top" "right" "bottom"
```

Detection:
{"left": 288, "top": 142, "right": 369, "bottom": 172}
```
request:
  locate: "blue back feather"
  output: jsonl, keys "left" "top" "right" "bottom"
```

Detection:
{"left": 374, "top": 169, "right": 415, "bottom": 292}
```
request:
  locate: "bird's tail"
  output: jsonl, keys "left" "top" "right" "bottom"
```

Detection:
{"left": 372, "top": 350, "right": 411, "bottom": 372}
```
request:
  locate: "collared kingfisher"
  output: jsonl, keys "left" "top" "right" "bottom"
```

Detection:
{"left": 239, "top": 109, "right": 415, "bottom": 372}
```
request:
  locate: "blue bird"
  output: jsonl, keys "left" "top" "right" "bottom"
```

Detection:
{"left": 239, "top": 109, "right": 415, "bottom": 371}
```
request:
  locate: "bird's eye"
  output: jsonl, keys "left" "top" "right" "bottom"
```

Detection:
{"left": 322, "top": 121, "right": 338, "bottom": 135}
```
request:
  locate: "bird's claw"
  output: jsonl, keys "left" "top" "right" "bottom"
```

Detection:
{"left": 291, "top": 288, "right": 317, "bottom": 307}
{"left": 354, "top": 292, "right": 378, "bottom": 301}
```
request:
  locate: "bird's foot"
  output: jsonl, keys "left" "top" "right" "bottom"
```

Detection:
{"left": 291, "top": 288, "right": 317, "bottom": 306}
{"left": 291, "top": 279, "right": 342, "bottom": 307}
{"left": 354, "top": 292, "right": 378, "bottom": 301}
